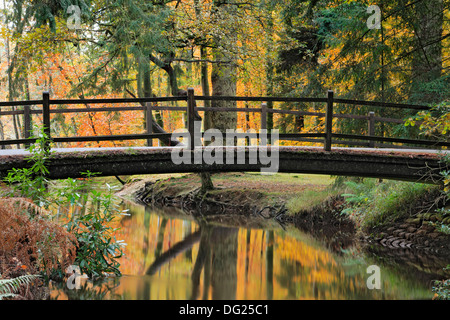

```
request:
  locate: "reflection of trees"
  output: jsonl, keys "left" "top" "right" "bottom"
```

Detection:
{"left": 210, "top": 227, "right": 239, "bottom": 300}
{"left": 191, "top": 226, "right": 212, "bottom": 300}
{"left": 275, "top": 236, "right": 345, "bottom": 299}
{"left": 191, "top": 224, "right": 239, "bottom": 300}
{"left": 146, "top": 230, "right": 201, "bottom": 275}
{"left": 277, "top": 261, "right": 303, "bottom": 298}
{"left": 154, "top": 217, "right": 168, "bottom": 259}
{"left": 266, "top": 231, "right": 274, "bottom": 300}
{"left": 49, "top": 277, "right": 123, "bottom": 300}
{"left": 145, "top": 221, "right": 239, "bottom": 300}
{"left": 141, "top": 208, "right": 152, "bottom": 299}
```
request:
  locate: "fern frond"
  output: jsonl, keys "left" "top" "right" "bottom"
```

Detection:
{"left": 0, "top": 274, "right": 41, "bottom": 298}
{"left": 0, "top": 197, "right": 48, "bottom": 217}
{"left": 0, "top": 292, "right": 20, "bottom": 300}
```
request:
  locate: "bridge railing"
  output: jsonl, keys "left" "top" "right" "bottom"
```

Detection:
{"left": 0, "top": 88, "right": 449, "bottom": 151}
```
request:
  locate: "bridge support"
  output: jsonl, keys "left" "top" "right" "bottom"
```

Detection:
{"left": 43, "top": 91, "right": 51, "bottom": 151}
{"left": 324, "top": 90, "right": 334, "bottom": 151}
{"left": 0, "top": 147, "right": 446, "bottom": 185}
{"left": 187, "top": 88, "right": 196, "bottom": 151}
{"left": 368, "top": 111, "right": 375, "bottom": 148}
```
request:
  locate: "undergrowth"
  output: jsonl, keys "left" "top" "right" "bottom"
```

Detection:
{"left": 340, "top": 178, "right": 441, "bottom": 229}
{"left": 0, "top": 127, "right": 127, "bottom": 299}
{"left": 0, "top": 273, "right": 42, "bottom": 300}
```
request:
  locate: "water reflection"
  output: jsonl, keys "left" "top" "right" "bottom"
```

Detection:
{"left": 49, "top": 199, "right": 449, "bottom": 300}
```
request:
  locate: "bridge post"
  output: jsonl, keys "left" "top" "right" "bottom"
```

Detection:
{"left": 146, "top": 102, "right": 153, "bottom": 147}
{"left": 261, "top": 103, "right": 267, "bottom": 131}
{"left": 42, "top": 92, "right": 51, "bottom": 151}
{"left": 0, "top": 108, "right": 3, "bottom": 149}
{"left": 368, "top": 111, "right": 375, "bottom": 148}
{"left": 324, "top": 90, "right": 334, "bottom": 151}
{"left": 23, "top": 105, "right": 31, "bottom": 149}
{"left": 187, "top": 88, "right": 196, "bottom": 151}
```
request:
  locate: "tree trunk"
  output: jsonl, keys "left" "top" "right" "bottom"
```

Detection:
{"left": 199, "top": 46, "right": 214, "bottom": 192}
{"left": 209, "top": 57, "right": 237, "bottom": 133}
{"left": 410, "top": 0, "right": 444, "bottom": 104}
{"left": 5, "top": 31, "right": 21, "bottom": 147}
{"left": 199, "top": 46, "right": 238, "bottom": 193}
{"left": 208, "top": 2, "right": 238, "bottom": 135}
{"left": 265, "top": 7, "right": 275, "bottom": 135}
{"left": 192, "top": 0, "right": 214, "bottom": 191}
{"left": 200, "top": 46, "right": 211, "bottom": 109}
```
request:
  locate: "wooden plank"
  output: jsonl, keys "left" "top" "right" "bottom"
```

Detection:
{"left": 0, "top": 100, "right": 42, "bottom": 107}
{"left": 261, "top": 103, "right": 267, "bottom": 131}
{"left": 195, "top": 107, "right": 262, "bottom": 113}
{"left": 146, "top": 103, "right": 153, "bottom": 147}
{"left": 333, "top": 133, "right": 450, "bottom": 147}
{"left": 0, "top": 110, "right": 25, "bottom": 116}
{"left": 279, "top": 133, "right": 326, "bottom": 139}
{"left": 324, "top": 90, "right": 334, "bottom": 151}
{"left": 50, "top": 106, "right": 145, "bottom": 113}
{"left": 52, "top": 133, "right": 173, "bottom": 143}
{"left": 195, "top": 96, "right": 327, "bottom": 103}
{"left": 334, "top": 98, "right": 430, "bottom": 111}
{"left": 195, "top": 106, "right": 405, "bottom": 126}
{"left": 0, "top": 138, "right": 37, "bottom": 146}
{"left": 50, "top": 96, "right": 187, "bottom": 105}
{"left": 373, "top": 116, "right": 405, "bottom": 124}
{"left": 368, "top": 111, "right": 375, "bottom": 148}
{"left": 268, "top": 109, "right": 323, "bottom": 117}
{"left": 43, "top": 92, "right": 51, "bottom": 143}
{"left": 23, "top": 105, "right": 31, "bottom": 148}
{"left": 187, "top": 88, "right": 196, "bottom": 150}
{"left": 151, "top": 106, "right": 186, "bottom": 111}
{"left": 329, "top": 140, "right": 370, "bottom": 147}
{"left": 29, "top": 106, "right": 187, "bottom": 115}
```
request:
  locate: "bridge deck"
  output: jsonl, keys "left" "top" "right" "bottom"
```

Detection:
{"left": 0, "top": 146, "right": 448, "bottom": 184}
{"left": 0, "top": 146, "right": 447, "bottom": 157}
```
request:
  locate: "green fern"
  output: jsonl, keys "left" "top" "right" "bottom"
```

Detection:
{"left": 0, "top": 274, "right": 41, "bottom": 300}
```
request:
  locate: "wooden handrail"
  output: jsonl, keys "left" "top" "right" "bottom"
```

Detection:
{"left": 0, "top": 89, "right": 445, "bottom": 151}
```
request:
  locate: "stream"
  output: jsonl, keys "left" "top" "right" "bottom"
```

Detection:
{"left": 47, "top": 191, "right": 450, "bottom": 300}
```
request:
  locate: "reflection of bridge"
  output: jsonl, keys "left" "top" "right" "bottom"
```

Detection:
{"left": 0, "top": 89, "right": 448, "bottom": 183}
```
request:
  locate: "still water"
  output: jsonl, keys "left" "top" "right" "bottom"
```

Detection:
{"left": 50, "top": 197, "right": 450, "bottom": 300}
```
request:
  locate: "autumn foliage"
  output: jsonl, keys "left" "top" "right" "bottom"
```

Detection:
{"left": 0, "top": 198, "right": 77, "bottom": 278}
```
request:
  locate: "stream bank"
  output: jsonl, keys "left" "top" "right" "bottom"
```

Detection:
{"left": 122, "top": 172, "right": 450, "bottom": 259}
{"left": 122, "top": 173, "right": 355, "bottom": 255}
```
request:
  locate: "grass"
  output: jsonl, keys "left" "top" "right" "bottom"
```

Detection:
{"left": 285, "top": 187, "right": 342, "bottom": 214}
{"left": 223, "top": 172, "right": 335, "bottom": 185}
{"left": 340, "top": 179, "right": 441, "bottom": 229}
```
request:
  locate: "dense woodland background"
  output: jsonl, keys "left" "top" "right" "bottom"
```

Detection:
{"left": 0, "top": 0, "right": 448, "bottom": 148}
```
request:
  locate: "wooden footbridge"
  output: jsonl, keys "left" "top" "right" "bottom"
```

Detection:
{"left": 0, "top": 89, "right": 448, "bottom": 183}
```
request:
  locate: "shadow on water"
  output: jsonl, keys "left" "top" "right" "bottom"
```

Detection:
{"left": 49, "top": 198, "right": 450, "bottom": 300}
